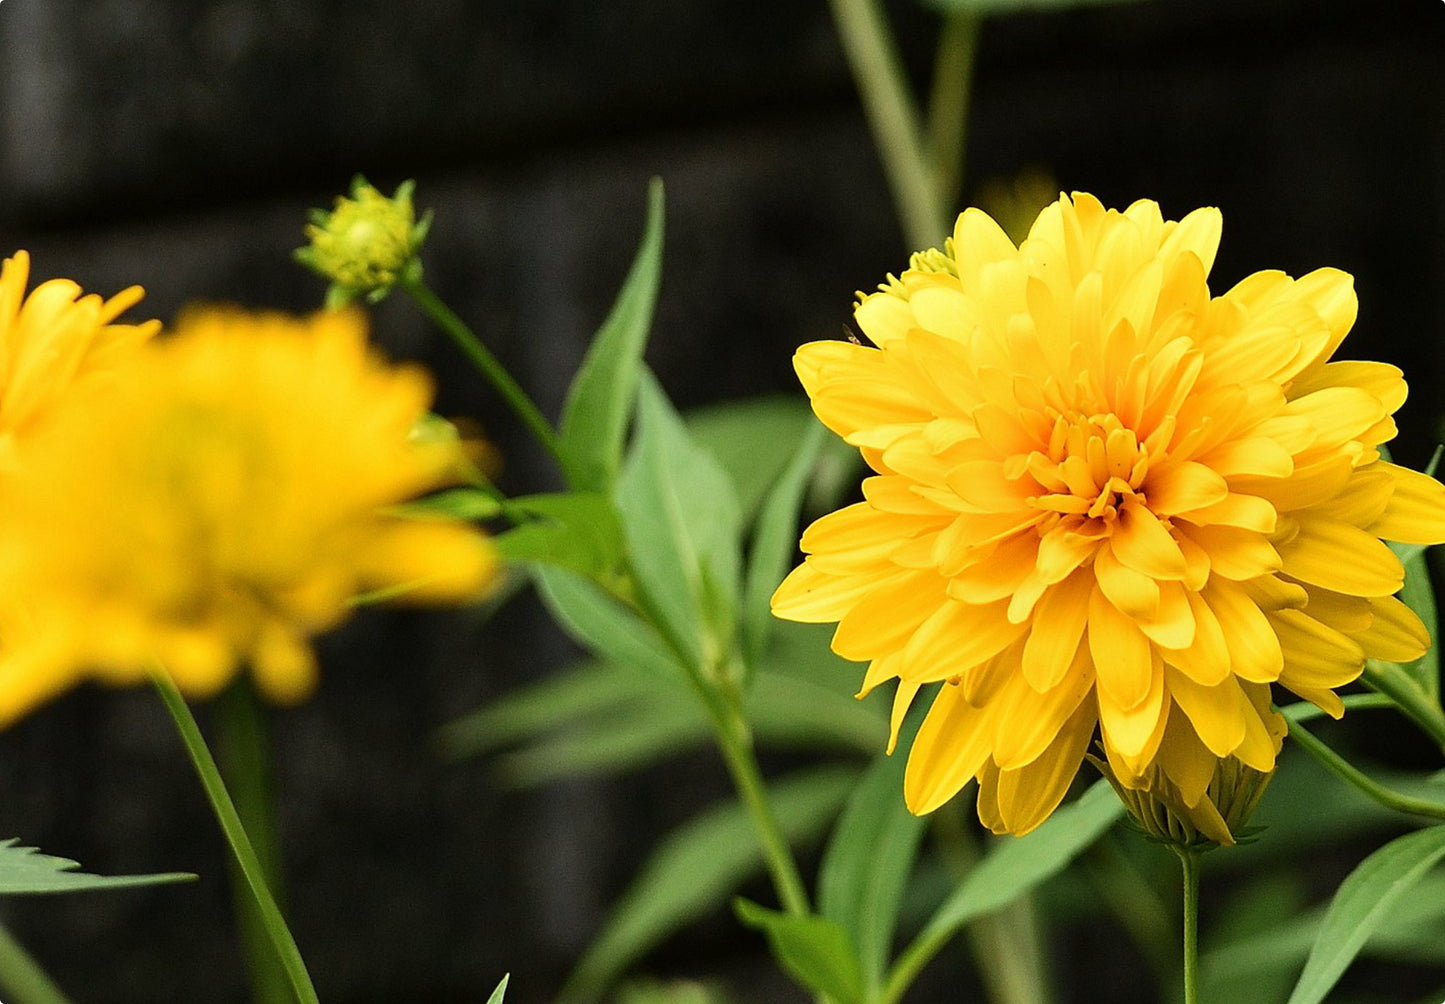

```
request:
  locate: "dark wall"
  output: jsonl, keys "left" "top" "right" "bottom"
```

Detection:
{"left": 0, "top": 2, "right": 1442, "bottom": 1002}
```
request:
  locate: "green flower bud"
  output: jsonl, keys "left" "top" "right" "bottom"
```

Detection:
{"left": 1091, "top": 751, "right": 1275, "bottom": 850}
{"left": 296, "top": 177, "right": 432, "bottom": 307}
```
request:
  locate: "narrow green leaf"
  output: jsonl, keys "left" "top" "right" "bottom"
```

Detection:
{"left": 746, "top": 671, "right": 884, "bottom": 755}
{"left": 491, "top": 703, "right": 710, "bottom": 789}
{"left": 818, "top": 746, "right": 926, "bottom": 996}
{"left": 493, "top": 491, "right": 625, "bottom": 579}
{"left": 1286, "top": 824, "right": 1445, "bottom": 1004}
{"left": 614, "top": 371, "right": 743, "bottom": 671}
{"left": 684, "top": 396, "right": 817, "bottom": 524}
{"left": 734, "top": 899, "right": 866, "bottom": 1004}
{"left": 560, "top": 765, "right": 859, "bottom": 1001}
{"left": 533, "top": 565, "right": 687, "bottom": 680}
{"left": 559, "top": 179, "right": 665, "bottom": 492}
{"left": 0, "top": 840, "right": 193, "bottom": 896}
{"left": 383, "top": 487, "right": 502, "bottom": 521}
{"left": 917, "top": 780, "right": 1121, "bottom": 939}
{"left": 486, "top": 974, "right": 510, "bottom": 1004}
{"left": 1399, "top": 548, "right": 1440, "bottom": 699}
{"left": 741, "top": 420, "right": 828, "bottom": 669}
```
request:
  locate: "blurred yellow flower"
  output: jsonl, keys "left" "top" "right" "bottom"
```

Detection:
{"left": 0, "top": 306, "right": 498, "bottom": 724}
{"left": 0, "top": 250, "right": 159, "bottom": 460}
{"left": 773, "top": 193, "right": 1445, "bottom": 835}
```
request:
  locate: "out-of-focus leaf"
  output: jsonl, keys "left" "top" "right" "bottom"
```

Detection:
{"left": 913, "top": 781, "right": 1121, "bottom": 942}
{"left": 922, "top": 0, "right": 1149, "bottom": 14}
{"left": 819, "top": 745, "right": 925, "bottom": 996}
{"left": 559, "top": 180, "right": 665, "bottom": 493}
{"left": 1398, "top": 548, "right": 1440, "bottom": 700}
{"left": 1286, "top": 824, "right": 1445, "bottom": 1004}
{"left": 560, "top": 765, "right": 860, "bottom": 1002}
{"left": 746, "top": 671, "right": 882, "bottom": 755}
{"left": 486, "top": 974, "right": 510, "bottom": 1004}
{"left": 490, "top": 703, "right": 709, "bottom": 789}
{"left": 685, "top": 396, "right": 817, "bottom": 524}
{"left": 741, "top": 420, "right": 828, "bottom": 669}
{"left": 494, "top": 491, "right": 625, "bottom": 579}
{"left": 534, "top": 565, "right": 687, "bottom": 680}
{"left": 438, "top": 660, "right": 680, "bottom": 759}
{"left": 384, "top": 487, "right": 502, "bottom": 521}
{"left": 615, "top": 372, "right": 742, "bottom": 671}
{"left": 734, "top": 899, "right": 865, "bottom": 1004}
{"left": 0, "top": 840, "right": 194, "bottom": 895}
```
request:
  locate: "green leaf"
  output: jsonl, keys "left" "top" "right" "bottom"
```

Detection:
{"left": 560, "top": 765, "right": 859, "bottom": 1002}
{"left": 818, "top": 746, "right": 926, "bottom": 996}
{"left": 1398, "top": 548, "right": 1440, "bottom": 699}
{"left": 1286, "top": 824, "right": 1445, "bottom": 1004}
{"left": 533, "top": 565, "right": 688, "bottom": 680}
{"left": 922, "top": 0, "right": 1149, "bottom": 14}
{"left": 486, "top": 974, "right": 510, "bottom": 1004}
{"left": 746, "top": 671, "right": 883, "bottom": 755}
{"left": 0, "top": 840, "right": 194, "bottom": 895}
{"left": 559, "top": 179, "right": 665, "bottom": 492}
{"left": 734, "top": 899, "right": 866, "bottom": 1004}
{"left": 915, "top": 780, "right": 1121, "bottom": 941}
{"left": 493, "top": 491, "right": 626, "bottom": 579}
{"left": 741, "top": 420, "right": 828, "bottom": 669}
{"left": 489, "top": 703, "right": 710, "bottom": 789}
{"left": 383, "top": 487, "right": 502, "bottom": 521}
{"left": 684, "top": 396, "right": 818, "bottom": 524}
{"left": 615, "top": 371, "right": 743, "bottom": 672}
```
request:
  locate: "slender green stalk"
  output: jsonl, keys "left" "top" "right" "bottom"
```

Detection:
{"left": 1289, "top": 720, "right": 1445, "bottom": 822}
{"left": 0, "top": 922, "right": 71, "bottom": 1004}
{"left": 827, "top": 0, "right": 947, "bottom": 250}
{"left": 398, "top": 274, "right": 564, "bottom": 467}
{"left": 1172, "top": 847, "right": 1200, "bottom": 1004}
{"left": 217, "top": 681, "right": 292, "bottom": 1004}
{"left": 1360, "top": 662, "right": 1445, "bottom": 753}
{"left": 924, "top": 11, "right": 981, "bottom": 211}
{"left": 151, "top": 671, "right": 320, "bottom": 1004}
{"left": 707, "top": 697, "right": 811, "bottom": 916}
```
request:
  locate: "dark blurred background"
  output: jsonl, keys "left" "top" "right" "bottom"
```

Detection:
{"left": 0, "top": 1, "right": 1443, "bottom": 1001}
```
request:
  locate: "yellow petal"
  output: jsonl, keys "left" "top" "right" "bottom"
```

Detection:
{"left": 1088, "top": 585, "right": 1154, "bottom": 709}
{"left": 1145, "top": 460, "right": 1229, "bottom": 514}
{"left": 1112, "top": 499, "right": 1188, "bottom": 579}
{"left": 904, "top": 683, "right": 994, "bottom": 814}
{"left": 772, "top": 561, "right": 909, "bottom": 622}
{"left": 1162, "top": 590, "right": 1231, "bottom": 686}
{"left": 1094, "top": 545, "right": 1160, "bottom": 619}
{"left": 1178, "top": 523, "right": 1281, "bottom": 580}
{"left": 1277, "top": 515, "right": 1403, "bottom": 597}
{"left": 1162, "top": 667, "right": 1247, "bottom": 758}
{"left": 1353, "top": 595, "right": 1431, "bottom": 664}
{"left": 988, "top": 700, "right": 1097, "bottom": 835}
{"left": 832, "top": 570, "right": 947, "bottom": 661}
{"left": 900, "top": 597, "right": 1028, "bottom": 683}
{"left": 1203, "top": 581, "right": 1283, "bottom": 682}
{"left": 1021, "top": 571, "right": 1094, "bottom": 691}
{"left": 992, "top": 648, "right": 1095, "bottom": 770}
{"left": 1368, "top": 463, "right": 1445, "bottom": 545}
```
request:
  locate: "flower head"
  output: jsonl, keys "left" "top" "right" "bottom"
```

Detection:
{"left": 0, "top": 250, "right": 159, "bottom": 460}
{"left": 0, "top": 305, "right": 498, "bottom": 724}
{"left": 296, "top": 177, "right": 431, "bottom": 307}
{"left": 773, "top": 193, "right": 1445, "bottom": 835}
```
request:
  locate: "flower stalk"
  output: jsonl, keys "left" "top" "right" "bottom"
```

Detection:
{"left": 1172, "top": 846, "right": 1201, "bottom": 1004}
{"left": 1287, "top": 720, "right": 1445, "bottom": 822}
{"left": 1360, "top": 661, "right": 1445, "bottom": 753}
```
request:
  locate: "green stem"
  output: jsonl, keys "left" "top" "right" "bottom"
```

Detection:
{"left": 152, "top": 671, "right": 320, "bottom": 1004}
{"left": 827, "top": 0, "right": 948, "bottom": 250}
{"left": 1172, "top": 847, "right": 1200, "bottom": 1004}
{"left": 398, "top": 275, "right": 564, "bottom": 468}
{"left": 1360, "top": 662, "right": 1445, "bottom": 753}
{"left": 707, "top": 696, "right": 811, "bottom": 916}
{"left": 0, "top": 922, "right": 71, "bottom": 1004}
{"left": 217, "top": 681, "right": 292, "bottom": 1004}
{"left": 1288, "top": 720, "right": 1445, "bottom": 822}
{"left": 924, "top": 11, "right": 981, "bottom": 211}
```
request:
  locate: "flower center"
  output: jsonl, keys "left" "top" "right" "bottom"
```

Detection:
{"left": 1027, "top": 411, "right": 1151, "bottom": 525}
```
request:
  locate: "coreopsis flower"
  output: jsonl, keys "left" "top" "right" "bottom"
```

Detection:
{"left": 0, "top": 250, "right": 159, "bottom": 461}
{"left": 773, "top": 193, "right": 1445, "bottom": 835}
{"left": 295, "top": 177, "right": 431, "bottom": 307}
{"left": 0, "top": 306, "right": 498, "bottom": 725}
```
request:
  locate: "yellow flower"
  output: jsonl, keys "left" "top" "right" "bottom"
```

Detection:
{"left": 0, "top": 250, "right": 159, "bottom": 459}
{"left": 0, "top": 305, "right": 499, "bottom": 724}
{"left": 296, "top": 177, "right": 430, "bottom": 307}
{"left": 773, "top": 193, "right": 1445, "bottom": 835}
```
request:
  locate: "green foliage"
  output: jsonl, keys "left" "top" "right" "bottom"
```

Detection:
{"left": 818, "top": 746, "right": 925, "bottom": 997}
{"left": 533, "top": 565, "right": 688, "bottom": 681}
{"left": 1399, "top": 548, "right": 1441, "bottom": 700}
{"left": 384, "top": 487, "right": 503, "bottom": 522}
{"left": 615, "top": 372, "right": 743, "bottom": 674}
{"left": 560, "top": 765, "right": 860, "bottom": 1002}
{"left": 1286, "top": 824, "right": 1445, "bottom": 1004}
{"left": 684, "top": 396, "right": 818, "bottom": 524}
{"left": 915, "top": 780, "right": 1122, "bottom": 941}
{"left": 486, "top": 974, "right": 510, "bottom": 1004}
{"left": 734, "top": 899, "right": 866, "bottom": 1004}
{"left": 493, "top": 491, "right": 626, "bottom": 579}
{"left": 559, "top": 179, "right": 665, "bottom": 493}
{"left": 0, "top": 840, "right": 193, "bottom": 896}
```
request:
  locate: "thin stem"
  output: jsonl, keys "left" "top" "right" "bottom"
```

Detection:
{"left": 924, "top": 11, "right": 981, "bottom": 211}
{"left": 0, "top": 922, "right": 72, "bottom": 1004}
{"left": 707, "top": 697, "right": 811, "bottom": 916}
{"left": 151, "top": 671, "right": 320, "bottom": 1004}
{"left": 827, "top": 0, "right": 948, "bottom": 250}
{"left": 398, "top": 274, "right": 564, "bottom": 468}
{"left": 1288, "top": 720, "right": 1445, "bottom": 822}
{"left": 1360, "top": 662, "right": 1445, "bottom": 753}
{"left": 217, "top": 681, "right": 292, "bottom": 1004}
{"left": 1172, "top": 847, "right": 1200, "bottom": 1004}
